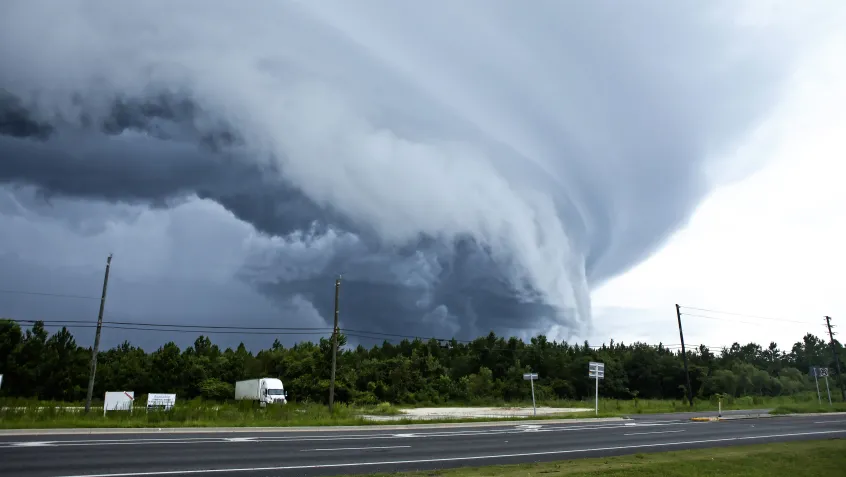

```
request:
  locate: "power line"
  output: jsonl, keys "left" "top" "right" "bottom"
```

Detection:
{"left": 0, "top": 289, "right": 100, "bottom": 300}
{"left": 2, "top": 318, "right": 727, "bottom": 351}
{"left": 29, "top": 323, "right": 335, "bottom": 336}
{"left": 101, "top": 325, "right": 333, "bottom": 336}
{"left": 10, "top": 319, "right": 334, "bottom": 332}
{"left": 340, "top": 328, "right": 474, "bottom": 343}
{"left": 8, "top": 318, "right": 468, "bottom": 343}
{"left": 678, "top": 305, "right": 818, "bottom": 325}
{"left": 680, "top": 312, "right": 820, "bottom": 327}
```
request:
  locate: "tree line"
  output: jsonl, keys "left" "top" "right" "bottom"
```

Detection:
{"left": 0, "top": 319, "right": 843, "bottom": 404}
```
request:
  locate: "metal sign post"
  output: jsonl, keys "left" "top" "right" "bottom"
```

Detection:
{"left": 811, "top": 367, "right": 823, "bottom": 405}
{"left": 588, "top": 362, "right": 605, "bottom": 415}
{"left": 523, "top": 373, "right": 539, "bottom": 417}
{"left": 820, "top": 368, "right": 833, "bottom": 406}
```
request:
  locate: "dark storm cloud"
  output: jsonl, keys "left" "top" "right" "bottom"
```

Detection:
{"left": 0, "top": 0, "right": 832, "bottom": 344}
{"left": 0, "top": 90, "right": 354, "bottom": 236}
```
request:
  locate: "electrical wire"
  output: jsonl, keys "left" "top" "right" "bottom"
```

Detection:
{"left": 0, "top": 289, "right": 100, "bottom": 300}
{"left": 678, "top": 305, "right": 819, "bottom": 325}
{"left": 680, "top": 312, "right": 821, "bottom": 328}
{"left": 1, "top": 318, "right": 731, "bottom": 350}
{"left": 10, "top": 319, "right": 334, "bottom": 331}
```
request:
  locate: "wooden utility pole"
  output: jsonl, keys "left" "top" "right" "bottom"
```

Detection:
{"left": 328, "top": 276, "right": 341, "bottom": 412}
{"left": 84, "top": 254, "right": 113, "bottom": 414}
{"left": 676, "top": 304, "right": 694, "bottom": 407}
{"left": 824, "top": 316, "right": 846, "bottom": 401}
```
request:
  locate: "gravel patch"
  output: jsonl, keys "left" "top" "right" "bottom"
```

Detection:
{"left": 362, "top": 406, "right": 593, "bottom": 421}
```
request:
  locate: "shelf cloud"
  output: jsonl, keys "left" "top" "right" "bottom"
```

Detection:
{"left": 0, "top": 0, "right": 830, "bottom": 345}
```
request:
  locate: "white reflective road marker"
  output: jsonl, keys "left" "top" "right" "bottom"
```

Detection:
{"left": 301, "top": 445, "right": 410, "bottom": 452}
{"left": 12, "top": 441, "right": 55, "bottom": 447}
{"left": 516, "top": 424, "right": 542, "bottom": 432}
{"left": 623, "top": 430, "right": 685, "bottom": 436}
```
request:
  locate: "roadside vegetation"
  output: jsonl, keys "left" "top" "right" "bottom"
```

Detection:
{"left": 1, "top": 393, "right": 841, "bottom": 429}
{"left": 771, "top": 401, "right": 846, "bottom": 414}
{"left": 0, "top": 401, "right": 386, "bottom": 429}
{"left": 1, "top": 318, "right": 844, "bottom": 429}
{"left": 362, "top": 439, "right": 846, "bottom": 477}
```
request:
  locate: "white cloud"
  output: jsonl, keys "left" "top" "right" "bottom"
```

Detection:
{"left": 591, "top": 30, "right": 846, "bottom": 349}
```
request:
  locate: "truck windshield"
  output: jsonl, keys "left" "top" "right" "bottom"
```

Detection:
{"left": 266, "top": 389, "right": 284, "bottom": 395}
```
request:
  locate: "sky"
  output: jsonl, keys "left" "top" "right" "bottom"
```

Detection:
{"left": 592, "top": 28, "right": 846, "bottom": 350}
{"left": 0, "top": 1, "right": 843, "bottom": 352}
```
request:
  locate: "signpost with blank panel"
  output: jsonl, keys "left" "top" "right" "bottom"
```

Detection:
{"left": 588, "top": 362, "right": 605, "bottom": 415}
{"left": 523, "top": 373, "right": 538, "bottom": 417}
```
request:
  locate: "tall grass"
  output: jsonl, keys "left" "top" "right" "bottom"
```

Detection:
{"left": 0, "top": 399, "right": 388, "bottom": 429}
{"left": 1, "top": 393, "right": 841, "bottom": 429}
{"left": 399, "top": 393, "right": 838, "bottom": 414}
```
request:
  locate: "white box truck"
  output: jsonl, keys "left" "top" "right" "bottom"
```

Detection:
{"left": 235, "top": 378, "right": 287, "bottom": 406}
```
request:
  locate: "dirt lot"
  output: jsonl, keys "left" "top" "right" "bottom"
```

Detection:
{"left": 362, "top": 406, "right": 592, "bottom": 421}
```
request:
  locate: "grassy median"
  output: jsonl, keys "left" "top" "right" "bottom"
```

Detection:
{"left": 365, "top": 439, "right": 846, "bottom": 476}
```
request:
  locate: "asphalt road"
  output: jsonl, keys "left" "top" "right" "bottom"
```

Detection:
{"left": 1, "top": 415, "right": 845, "bottom": 477}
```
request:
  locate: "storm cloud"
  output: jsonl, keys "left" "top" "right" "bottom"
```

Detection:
{"left": 0, "top": 0, "right": 835, "bottom": 347}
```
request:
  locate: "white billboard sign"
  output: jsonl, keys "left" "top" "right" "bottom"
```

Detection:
{"left": 104, "top": 391, "right": 134, "bottom": 415}
{"left": 522, "top": 373, "right": 538, "bottom": 381}
{"left": 0, "top": 374, "right": 3, "bottom": 390}
{"left": 147, "top": 393, "right": 176, "bottom": 411}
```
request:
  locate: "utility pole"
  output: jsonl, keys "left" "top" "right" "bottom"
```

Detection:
{"left": 676, "top": 304, "right": 694, "bottom": 407}
{"left": 824, "top": 316, "right": 846, "bottom": 401}
{"left": 328, "top": 276, "right": 341, "bottom": 412}
{"left": 84, "top": 254, "right": 113, "bottom": 414}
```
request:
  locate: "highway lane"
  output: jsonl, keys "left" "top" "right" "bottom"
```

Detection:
{"left": 625, "top": 408, "right": 771, "bottom": 421}
{"left": 1, "top": 415, "right": 844, "bottom": 477}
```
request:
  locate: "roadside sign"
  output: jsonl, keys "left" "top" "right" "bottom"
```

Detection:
{"left": 0, "top": 374, "right": 3, "bottom": 390}
{"left": 104, "top": 391, "right": 134, "bottom": 416}
{"left": 588, "top": 362, "right": 605, "bottom": 416}
{"left": 523, "top": 372, "right": 539, "bottom": 416}
{"left": 810, "top": 367, "right": 833, "bottom": 406}
{"left": 810, "top": 367, "right": 830, "bottom": 378}
{"left": 146, "top": 393, "right": 176, "bottom": 411}
{"left": 588, "top": 361, "right": 605, "bottom": 379}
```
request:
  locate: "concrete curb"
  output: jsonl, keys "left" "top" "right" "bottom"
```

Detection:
{"left": 0, "top": 417, "right": 630, "bottom": 436}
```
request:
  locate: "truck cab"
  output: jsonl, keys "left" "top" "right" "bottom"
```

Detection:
{"left": 261, "top": 378, "right": 287, "bottom": 405}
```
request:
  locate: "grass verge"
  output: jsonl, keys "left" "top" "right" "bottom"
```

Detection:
{"left": 363, "top": 438, "right": 846, "bottom": 476}
{"left": 0, "top": 400, "right": 621, "bottom": 429}
{"left": 403, "top": 393, "right": 833, "bottom": 415}
{"left": 1, "top": 393, "right": 839, "bottom": 429}
{"left": 0, "top": 402, "right": 374, "bottom": 429}
{"left": 771, "top": 401, "right": 846, "bottom": 414}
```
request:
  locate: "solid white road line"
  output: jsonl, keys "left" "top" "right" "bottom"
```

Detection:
{"left": 0, "top": 422, "right": 680, "bottom": 449}
{"left": 55, "top": 429, "right": 846, "bottom": 477}
{"left": 623, "top": 430, "right": 685, "bottom": 436}
{"left": 301, "top": 445, "right": 410, "bottom": 452}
